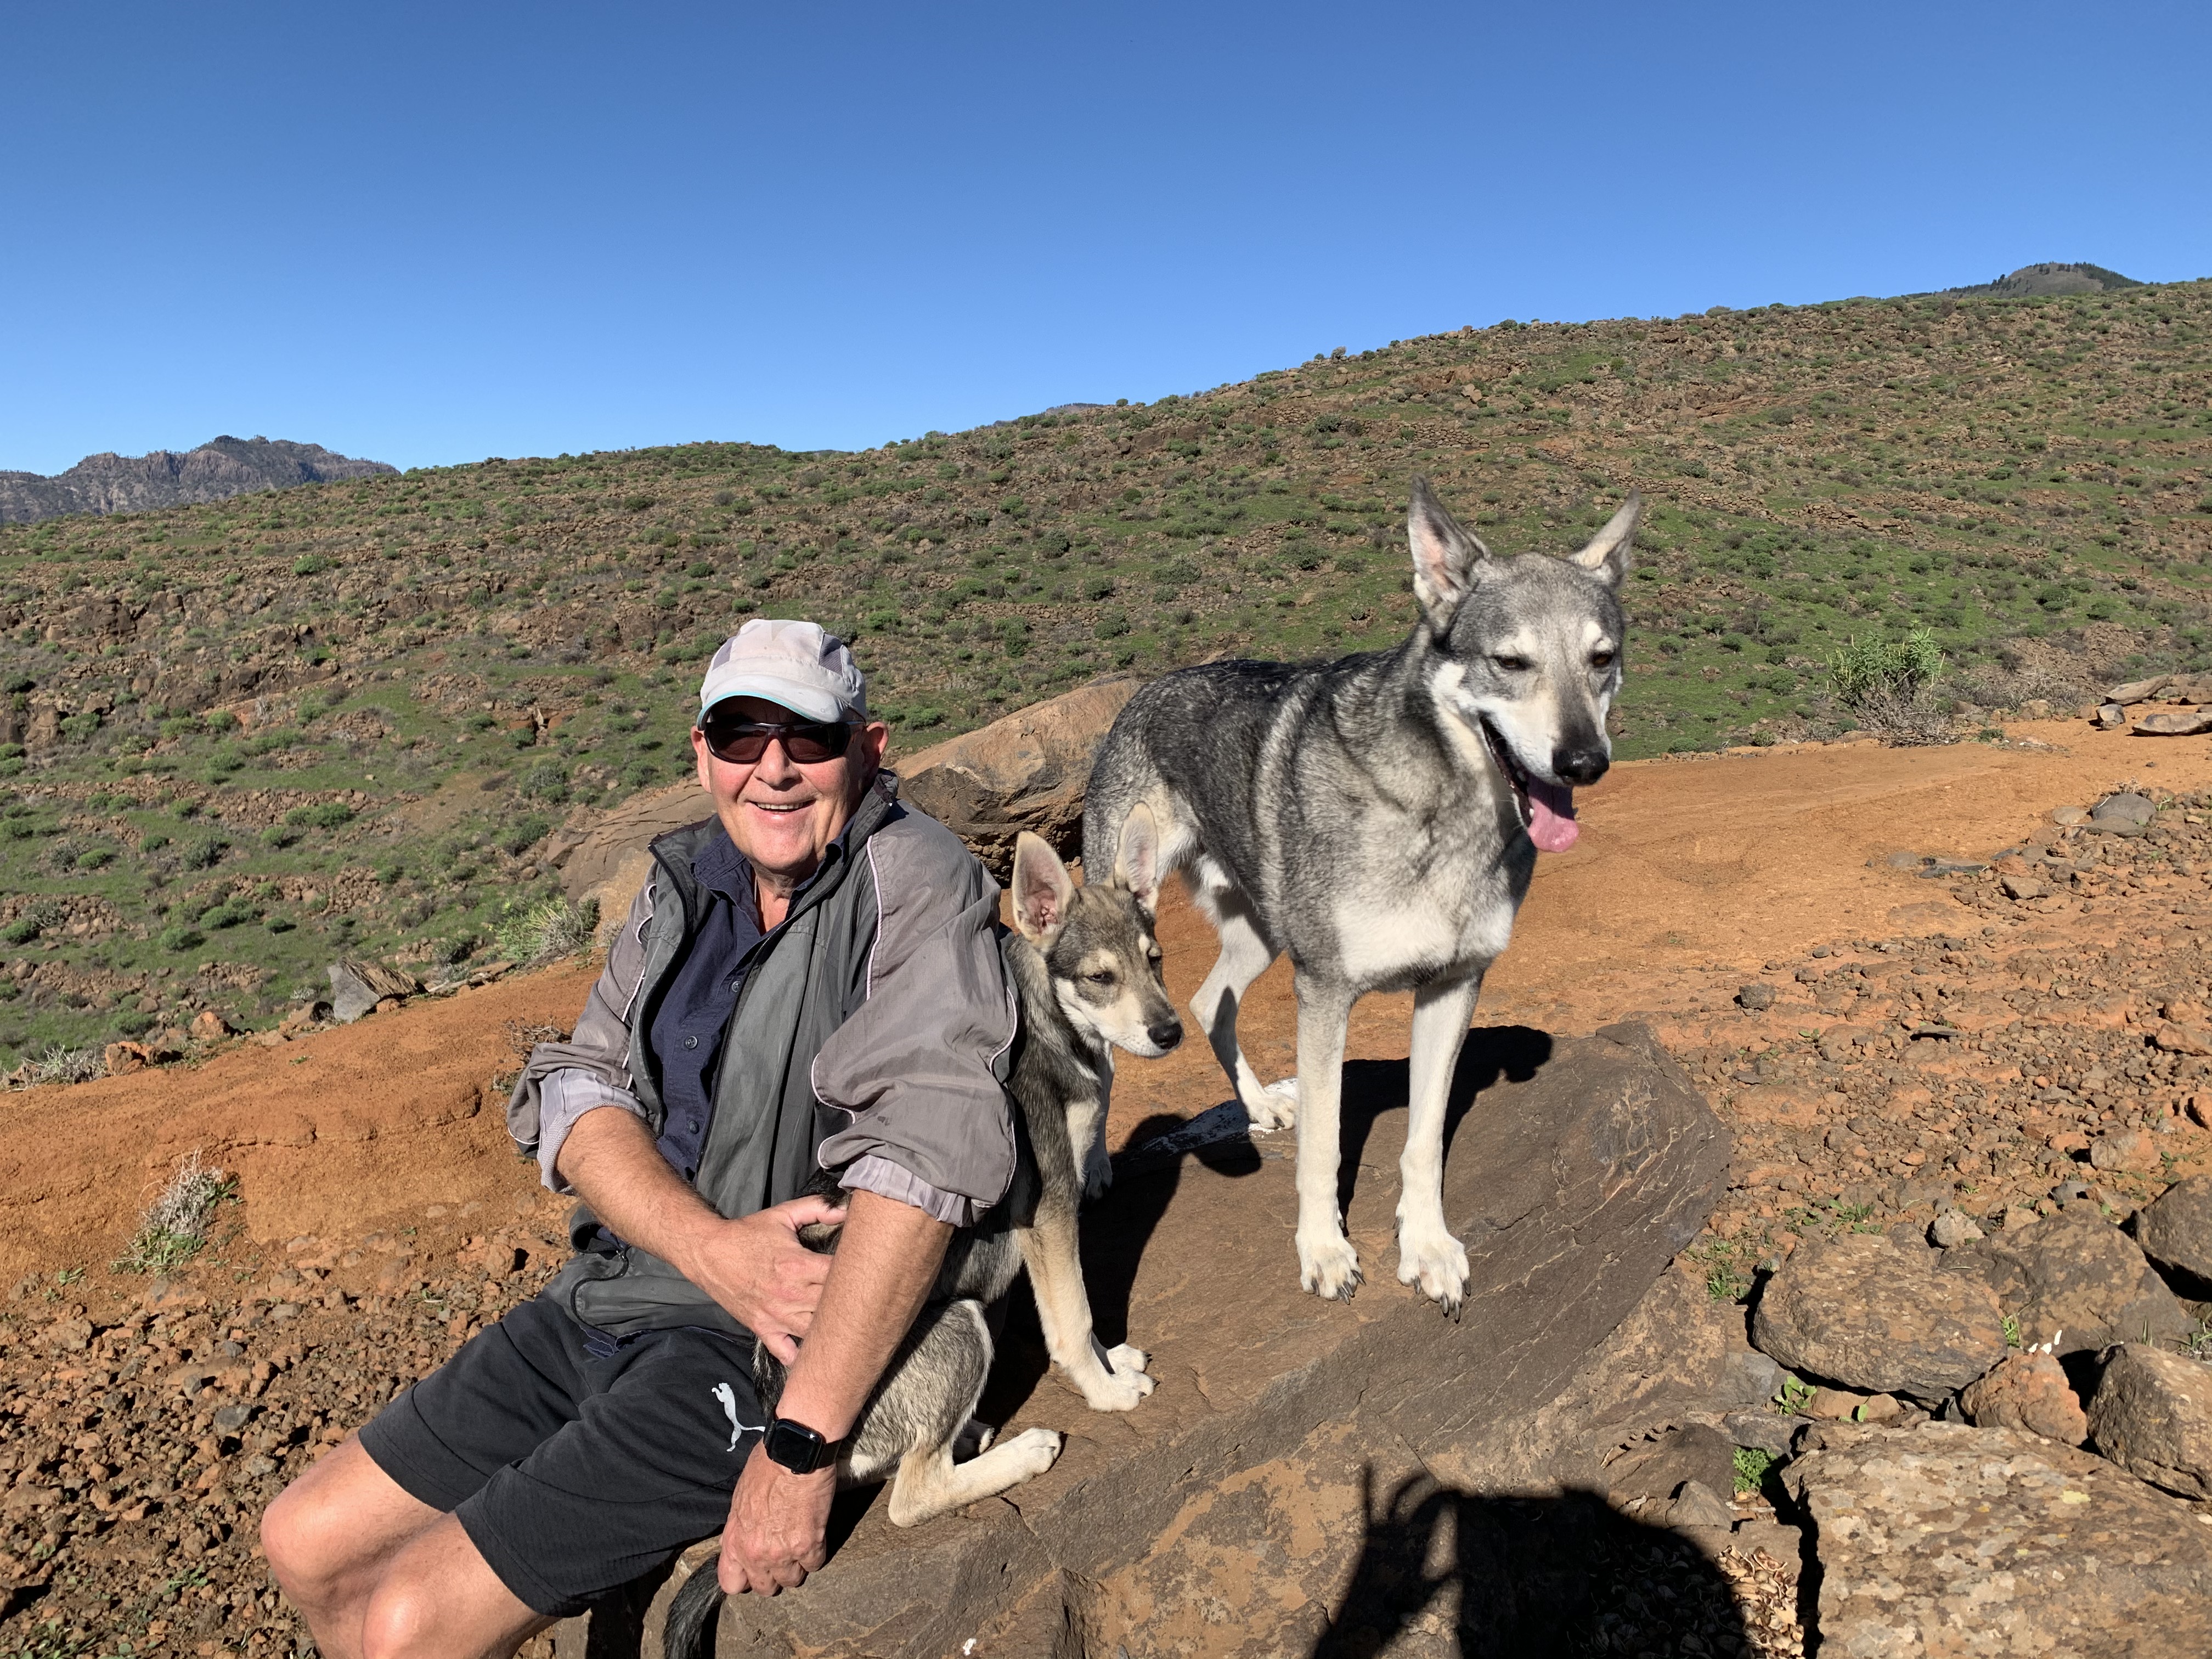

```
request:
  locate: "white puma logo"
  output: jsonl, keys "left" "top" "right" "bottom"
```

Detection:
{"left": 711, "top": 1382, "right": 762, "bottom": 1453}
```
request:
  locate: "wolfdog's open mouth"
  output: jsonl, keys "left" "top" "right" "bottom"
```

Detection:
{"left": 1481, "top": 720, "right": 1581, "bottom": 853}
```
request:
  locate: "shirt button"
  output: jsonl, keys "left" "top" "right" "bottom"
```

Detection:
{"left": 729, "top": 980, "right": 741, "bottom": 994}
{"left": 683, "top": 1035, "right": 700, "bottom": 1050}
{"left": 688, "top": 1118, "right": 702, "bottom": 1133}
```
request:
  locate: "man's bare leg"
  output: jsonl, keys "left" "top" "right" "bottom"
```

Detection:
{"left": 262, "top": 1435, "right": 550, "bottom": 1659}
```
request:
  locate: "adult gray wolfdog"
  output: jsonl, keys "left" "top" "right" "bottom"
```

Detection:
{"left": 663, "top": 806, "right": 1180, "bottom": 1652}
{"left": 1082, "top": 478, "right": 1635, "bottom": 1310}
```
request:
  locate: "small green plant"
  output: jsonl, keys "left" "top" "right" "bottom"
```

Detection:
{"left": 1773, "top": 1376, "right": 1816, "bottom": 1415}
{"left": 493, "top": 896, "right": 600, "bottom": 964}
{"left": 2002, "top": 1313, "right": 2022, "bottom": 1348}
{"left": 285, "top": 801, "right": 356, "bottom": 830}
{"left": 115, "top": 1150, "right": 234, "bottom": 1274}
{"left": 1732, "top": 1446, "right": 1778, "bottom": 1494}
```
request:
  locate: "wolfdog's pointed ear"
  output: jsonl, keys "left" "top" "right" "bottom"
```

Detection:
{"left": 1114, "top": 802, "right": 1161, "bottom": 913}
{"left": 1407, "top": 476, "right": 1489, "bottom": 633}
{"left": 1011, "top": 832, "right": 1075, "bottom": 943}
{"left": 1568, "top": 493, "right": 1638, "bottom": 589}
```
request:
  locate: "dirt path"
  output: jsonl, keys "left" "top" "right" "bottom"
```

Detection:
{"left": 5, "top": 719, "right": 2205, "bottom": 1287}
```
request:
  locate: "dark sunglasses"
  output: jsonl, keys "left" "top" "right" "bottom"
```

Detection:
{"left": 696, "top": 709, "right": 856, "bottom": 766}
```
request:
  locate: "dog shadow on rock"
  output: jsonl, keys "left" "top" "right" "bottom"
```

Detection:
{"left": 1332, "top": 1025, "right": 1554, "bottom": 1216}
{"left": 1313, "top": 1467, "right": 1756, "bottom": 1659}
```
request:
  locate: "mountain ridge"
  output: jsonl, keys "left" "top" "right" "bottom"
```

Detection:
{"left": 0, "top": 436, "right": 396, "bottom": 526}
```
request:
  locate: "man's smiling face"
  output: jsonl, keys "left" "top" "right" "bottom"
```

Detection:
{"left": 691, "top": 696, "right": 890, "bottom": 891}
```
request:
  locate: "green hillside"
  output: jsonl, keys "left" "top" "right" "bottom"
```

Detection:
{"left": 3, "top": 278, "right": 2210, "bottom": 1067}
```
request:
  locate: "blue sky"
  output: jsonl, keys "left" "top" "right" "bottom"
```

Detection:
{"left": 4, "top": 1, "right": 2208, "bottom": 476}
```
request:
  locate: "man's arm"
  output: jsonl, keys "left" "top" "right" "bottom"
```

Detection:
{"left": 718, "top": 1189, "right": 950, "bottom": 1594}
{"left": 555, "top": 1107, "right": 842, "bottom": 1363}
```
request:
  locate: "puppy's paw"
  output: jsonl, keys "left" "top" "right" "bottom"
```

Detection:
{"left": 1297, "top": 1226, "right": 1362, "bottom": 1301}
{"left": 1082, "top": 1145, "right": 1114, "bottom": 1200}
{"left": 1396, "top": 1226, "right": 1470, "bottom": 1313}
{"left": 1244, "top": 1076, "right": 1299, "bottom": 1132}
{"left": 1000, "top": 1427, "right": 1065, "bottom": 1480}
{"left": 1078, "top": 1350, "right": 1156, "bottom": 1412}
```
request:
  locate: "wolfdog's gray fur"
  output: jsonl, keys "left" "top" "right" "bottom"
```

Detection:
{"left": 1082, "top": 477, "right": 1635, "bottom": 1310}
{"left": 663, "top": 808, "right": 1180, "bottom": 1654}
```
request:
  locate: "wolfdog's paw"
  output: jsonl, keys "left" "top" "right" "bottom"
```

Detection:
{"left": 1297, "top": 1227, "right": 1362, "bottom": 1301}
{"left": 1082, "top": 1144, "right": 1114, "bottom": 1200}
{"left": 953, "top": 1417, "right": 997, "bottom": 1459}
{"left": 999, "top": 1427, "right": 1065, "bottom": 1480}
{"left": 1396, "top": 1227, "right": 1470, "bottom": 1312}
{"left": 1244, "top": 1076, "right": 1299, "bottom": 1132}
{"left": 1078, "top": 1344, "right": 1156, "bottom": 1412}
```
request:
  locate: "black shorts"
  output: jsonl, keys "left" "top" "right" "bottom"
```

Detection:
{"left": 358, "top": 1295, "right": 765, "bottom": 1617}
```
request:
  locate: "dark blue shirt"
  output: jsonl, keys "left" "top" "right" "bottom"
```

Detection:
{"left": 645, "top": 817, "right": 856, "bottom": 1184}
{"left": 646, "top": 824, "right": 763, "bottom": 1182}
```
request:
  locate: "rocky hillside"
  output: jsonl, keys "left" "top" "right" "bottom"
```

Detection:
{"left": 0, "top": 438, "right": 396, "bottom": 526}
{"left": 0, "top": 276, "right": 2209, "bottom": 1070}
{"left": 1944, "top": 262, "right": 2146, "bottom": 299}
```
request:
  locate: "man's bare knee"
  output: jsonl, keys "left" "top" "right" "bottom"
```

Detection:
{"left": 263, "top": 1436, "right": 437, "bottom": 1610}
{"left": 359, "top": 1515, "right": 547, "bottom": 1659}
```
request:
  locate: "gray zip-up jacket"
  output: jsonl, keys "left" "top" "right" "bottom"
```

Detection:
{"left": 505, "top": 774, "right": 1018, "bottom": 1339}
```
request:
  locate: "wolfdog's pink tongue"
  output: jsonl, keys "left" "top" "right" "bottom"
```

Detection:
{"left": 1525, "top": 781, "right": 1579, "bottom": 853}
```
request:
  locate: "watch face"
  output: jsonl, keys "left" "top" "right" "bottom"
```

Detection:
{"left": 765, "top": 1418, "right": 826, "bottom": 1474}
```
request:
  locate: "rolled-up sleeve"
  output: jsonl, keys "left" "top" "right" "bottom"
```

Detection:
{"left": 812, "top": 821, "right": 1017, "bottom": 1217}
{"left": 534, "top": 1068, "right": 649, "bottom": 1194}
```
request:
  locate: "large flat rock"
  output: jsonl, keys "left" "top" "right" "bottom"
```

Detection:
{"left": 623, "top": 1022, "right": 1728, "bottom": 1657}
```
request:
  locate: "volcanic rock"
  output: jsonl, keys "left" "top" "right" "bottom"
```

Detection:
{"left": 1787, "top": 1421, "right": 2212, "bottom": 1658}
{"left": 2133, "top": 1174, "right": 2212, "bottom": 1297}
{"left": 1959, "top": 1350, "right": 2089, "bottom": 1445}
{"left": 1940, "top": 1204, "right": 2191, "bottom": 1355}
{"left": 1750, "top": 1231, "right": 2006, "bottom": 1399}
{"left": 896, "top": 676, "right": 1142, "bottom": 874}
{"left": 2086, "top": 1343, "right": 2212, "bottom": 1501}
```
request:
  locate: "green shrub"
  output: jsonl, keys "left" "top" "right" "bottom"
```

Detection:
{"left": 0, "top": 918, "right": 39, "bottom": 945}
{"left": 292, "top": 554, "right": 333, "bottom": 576}
{"left": 261, "top": 825, "right": 300, "bottom": 848}
{"left": 199, "top": 900, "right": 255, "bottom": 929}
{"left": 1829, "top": 625, "right": 1943, "bottom": 709}
{"left": 284, "top": 802, "right": 356, "bottom": 830}
{"left": 157, "top": 924, "right": 205, "bottom": 952}
{"left": 179, "top": 833, "right": 230, "bottom": 870}
{"left": 493, "top": 896, "right": 600, "bottom": 964}
{"left": 498, "top": 812, "right": 554, "bottom": 857}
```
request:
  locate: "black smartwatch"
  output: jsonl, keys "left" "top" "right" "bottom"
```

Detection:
{"left": 762, "top": 1415, "right": 844, "bottom": 1475}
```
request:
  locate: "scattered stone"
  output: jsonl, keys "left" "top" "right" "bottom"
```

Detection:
{"left": 2094, "top": 791, "right": 2158, "bottom": 828}
{"left": 2089, "top": 1127, "right": 2164, "bottom": 1172}
{"left": 1716, "top": 1348, "right": 1784, "bottom": 1408}
{"left": 2086, "top": 1343, "right": 2212, "bottom": 1501}
{"left": 2000, "top": 873, "right": 2049, "bottom": 901}
{"left": 2134, "top": 1175, "right": 2212, "bottom": 1297}
{"left": 2152, "top": 1024, "right": 2212, "bottom": 1057}
{"left": 2134, "top": 709, "right": 2212, "bottom": 736}
{"left": 327, "top": 959, "right": 421, "bottom": 1024}
{"left": 1735, "top": 982, "right": 1775, "bottom": 1011}
{"left": 1960, "top": 1351, "right": 2089, "bottom": 1445}
{"left": 2108, "top": 675, "right": 2176, "bottom": 704}
{"left": 1603, "top": 1424, "right": 1737, "bottom": 1506}
{"left": 2092, "top": 704, "right": 2129, "bottom": 730}
{"left": 1941, "top": 1205, "right": 2192, "bottom": 1355}
{"left": 1789, "top": 1421, "right": 2212, "bottom": 1658}
{"left": 1662, "top": 1479, "right": 1736, "bottom": 1530}
{"left": 1722, "top": 1411, "right": 1800, "bottom": 1457}
{"left": 2053, "top": 1177, "right": 2094, "bottom": 1204}
{"left": 103, "top": 1040, "right": 153, "bottom": 1076}
{"left": 1929, "top": 1210, "right": 1985, "bottom": 1248}
{"left": 188, "top": 1009, "right": 234, "bottom": 1041}
{"left": 278, "top": 999, "right": 331, "bottom": 1035}
{"left": 1751, "top": 1231, "right": 2007, "bottom": 1400}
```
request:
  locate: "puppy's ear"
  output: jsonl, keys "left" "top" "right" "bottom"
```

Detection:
{"left": 1115, "top": 802, "right": 1161, "bottom": 913}
{"left": 1408, "top": 476, "right": 1490, "bottom": 633}
{"left": 1568, "top": 493, "right": 1638, "bottom": 590}
{"left": 1011, "top": 832, "right": 1075, "bottom": 943}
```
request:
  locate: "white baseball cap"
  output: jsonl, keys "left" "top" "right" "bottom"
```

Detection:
{"left": 697, "top": 618, "right": 868, "bottom": 724}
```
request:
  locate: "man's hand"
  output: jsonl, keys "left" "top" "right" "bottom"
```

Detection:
{"left": 717, "top": 1444, "right": 834, "bottom": 1594}
{"left": 678, "top": 1196, "right": 847, "bottom": 1364}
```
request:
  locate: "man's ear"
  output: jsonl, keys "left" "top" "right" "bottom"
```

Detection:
{"left": 1114, "top": 802, "right": 1161, "bottom": 913}
{"left": 1011, "top": 832, "right": 1075, "bottom": 943}
{"left": 1567, "top": 493, "right": 1639, "bottom": 590}
{"left": 1408, "top": 476, "right": 1490, "bottom": 634}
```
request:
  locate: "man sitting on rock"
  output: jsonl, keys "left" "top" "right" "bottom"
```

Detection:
{"left": 262, "top": 619, "right": 1017, "bottom": 1656}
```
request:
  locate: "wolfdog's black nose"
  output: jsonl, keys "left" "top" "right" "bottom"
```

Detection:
{"left": 1148, "top": 1018, "right": 1183, "bottom": 1051}
{"left": 1553, "top": 747, "right": 1609, "bottom": 787}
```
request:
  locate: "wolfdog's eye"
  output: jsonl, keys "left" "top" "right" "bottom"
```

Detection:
{"left": 1085, "top": 970, "right": 1116, "bottom": 985}
{"left": 1590, "top": 650, "right": 1615, "bottom": 668}
{"left": 1491, "top": 654, "right": 1531, "bottom": 673}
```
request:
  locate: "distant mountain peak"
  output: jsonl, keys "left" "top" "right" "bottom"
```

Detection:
{"left": 0, "top": 436, "right": 397, "bottom": 525}
{"left": 1942, "top": 262, "right": 2142, "bottom": 298}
